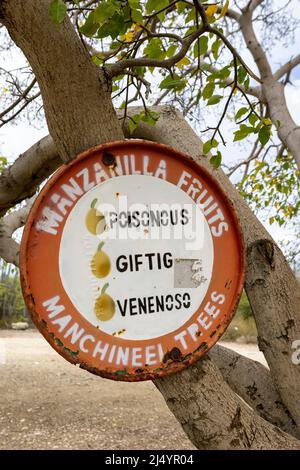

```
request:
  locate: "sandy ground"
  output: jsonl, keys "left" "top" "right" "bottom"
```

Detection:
{"left": 0, "top": 330, "right": 266, "bottom": 450}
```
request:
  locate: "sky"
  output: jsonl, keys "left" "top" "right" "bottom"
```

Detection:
{"left": 0, "top": 0, "right": 300, "bottom": 253}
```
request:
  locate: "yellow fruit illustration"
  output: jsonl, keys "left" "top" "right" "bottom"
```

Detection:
{"left": 85, "top": 198, "right": 106, "bottom": 235}
{"left": 91, "top": 242, "right": 111, "bottom": 278}
{"left": 94, "top": 284, "right": 115, "bottom": 322}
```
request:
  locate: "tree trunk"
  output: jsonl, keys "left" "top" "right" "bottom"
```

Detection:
{"left": 240, "top": 10, "right": 300, "bottom": 172}
{"left": 155, "top": 356, "right": 300, "bottom": 450}
{"left": 128, "top": 105, "right": 300, "bottom": 434}
{"left": 209, "top": 344, "right": 299, "bottom": 438}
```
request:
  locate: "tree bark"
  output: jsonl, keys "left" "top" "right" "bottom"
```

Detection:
{"left": 239, "top": 10, "right": 300, "bottom": 172}
{"left": 129, "top": 105, "right": 300, "bottom": 434}
{"left": 209, "top": 344, "right": 298, "bottom": 438}
{"left": 0, "top": 135, "right": 59, "bottom": 217}
{"left": 155, "top": 356, "right": 300, "bottom": 449}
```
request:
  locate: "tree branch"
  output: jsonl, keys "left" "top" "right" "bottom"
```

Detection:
{"left": 274, "top": 54, "right": 300, "bottom": 81}
{"left": 216, "top": 5, "right": 241, "bottom": 22}
{"left": 200, "top": 62, "right": 263, "bottom": 100}
{"left": 0, "top": 199, "right": 34, "bottom": 266}
{"left": 239, "top": 6, "right": 272, "bottom": 80}
{"left": 246, "top": 0, "right": 266, "bottom": 13}
{"left": 155, "top": 355, "right": 300, "bottom": 449}
{"left": 0, "top": 77, "right": 37, "bottom": 120}
{"left": 104, "top": 26, "right": 205, "bottom": 78}
{"left": 0, "top": 135, "right": 61, "bottom": 218}
{"left": 209, "top": 344, "right": 299, "bottom": 438}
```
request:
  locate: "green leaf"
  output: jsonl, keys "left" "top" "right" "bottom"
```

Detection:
{"left": 203, "top": 82, "right": 215, "bottom": 100}
{"left": 203, "top": 139, "right": 218, "bottom": 155}
{"left": 176, "top": 1, "right": 187, "bottom": 13}
{"left": 144, "top": 38, "right": 165, "bottom": 59}
{"left": 218, "top": 66, "right": 231, "bottom": 80}
{"left": 207, "top": 95, "right": 222, "bottom": 106}
{"left": 141, "top": 111, "right": 160, "bottom": 126}
{"left": 235, "top": 107, "right": 248, "bottom": 121}
{"left": 79, "top": 11, "right": 99, "bottom": 37}
{"left": 166, "top": 44, "right": 178, "bottom": 58}
{"left": 211, "top": 38, "right": 221, "bottom": 61}
{"left": 233, "top": 130, "right": 249, "bottom": 142}
{"left": 128, "top": 114, "right": 141, "bottom": 134}
{"left": 128, "top": 0, "right": 142, "bottom": 9}
{"left": 91, "top": 198, "right": 98, "bottom": 208}
{"left": 185, "top": 8, "right": 196, "bottom": 23}
{"left": 194, "top": 36, "right": 208, "bottom": 58}
{"left": 0, "top": 156, "right": 7, "bottom": 166}
{"left": 49, "top": 0, "right": 67, "bottom": 24}
{"left": 97, "top": 22, "right": 113, "bottom": 39}
{"left": 159, "top": 75, "right": 186, "bottom": 91}
{"left": 249, "top": 113, "right": 258, "bottom": 126}
{"left": 146, "top": 0, "right": 169, "bottom": 14}
{"left": 128, "top": 111, "right": 160, "bottom": 134}
{"left": 101, "top": 283, "right": 109, "bottom": 295}
{"left": 94, "top": 2, "right": 119, "bottom": 24}
{"left": 233, "top": 125, "right": 255, "bottom": 142}
{"left": 244, "top": 76, "right": 250, "bottom": 90}
{"left": 98, "top": 13, "right": 128, "bottom": 39}
{"left": 237, "top": 66, "right": 247, "bottom": 84}
{"left": 259, "top": 126, "right": 272, "bottom": 146}
{"left": 92, "top": 54, "right": 104, "bottom": 66}
{"left": 131, "top": 8, "right": 143, "bottom": 23}
{"left": 210, "top": 151, "right": 222, "bottom": 168}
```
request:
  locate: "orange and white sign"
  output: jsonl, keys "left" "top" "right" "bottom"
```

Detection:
{"left": 20, "top": 140, "right": 245, "bottom": 381}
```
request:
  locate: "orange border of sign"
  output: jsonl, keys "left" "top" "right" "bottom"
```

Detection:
{"left": 20, "top": 140, "right": 245, "bottom": 381}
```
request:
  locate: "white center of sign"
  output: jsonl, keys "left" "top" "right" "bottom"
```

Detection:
{"left": 59, "top": 175, "right": 214, "bottom": 340}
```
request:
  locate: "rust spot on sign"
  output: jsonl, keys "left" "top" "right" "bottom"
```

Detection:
{"left": 102, "top": 152, "right": 116, "bottom": 166}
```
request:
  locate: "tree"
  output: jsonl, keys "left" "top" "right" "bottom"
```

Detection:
{"left": 0, "top": 0, "right": 300, "bottom": 449}
{"left": 0, "top": 259, "right": 26, "bottom": 326}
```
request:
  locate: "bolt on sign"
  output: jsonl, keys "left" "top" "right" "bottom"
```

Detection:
{"left": 20, "top": 140, "right": 245, "bottom": 381}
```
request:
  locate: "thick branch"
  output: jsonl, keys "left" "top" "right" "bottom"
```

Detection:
{"left": 217, "top": 5, "right": 241, "bottom": 22}
{"left": 209, "top": 344, "right": 299, "bottom": 438}
{"left": 0, "top": 201, "right": 34, "bottom": 266}
{"left": 239, "top": 8, "right": 300, "bottom": 172}
{"left": 246, "top": 0, "right": 265, "bottom": 13}
{"left": 155, "top": 356, "right": 300, "bottom": 449}
{"left": 0, "top": 135, "right": 61, "bottom": 217}
{"left": 239, "top": 8, "right": 272, "bottom": 80}
{"left": 135, "top": 106, "right": 300, "bottom": 434}
{"left": 274, "top": 54, "right": 300, "bottom": 81}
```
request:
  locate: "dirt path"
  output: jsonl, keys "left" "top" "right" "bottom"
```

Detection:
{"left": 0, "top": 330, "right": 265, "bottom": 450}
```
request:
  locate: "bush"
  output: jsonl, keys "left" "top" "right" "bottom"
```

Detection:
{"left": 0, "top": 262, "right": 28, "bottom": 327}
{"left": 222, "top": 291, "right": 257, "bottom": 342}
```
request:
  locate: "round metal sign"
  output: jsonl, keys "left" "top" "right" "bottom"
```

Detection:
{"left": 20, "top": 140, "right": 245, "bottom": 381}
